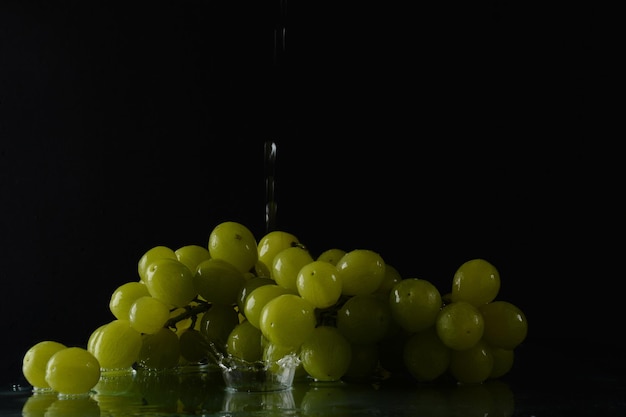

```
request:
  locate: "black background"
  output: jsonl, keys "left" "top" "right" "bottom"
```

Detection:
{"left": 1, "top": 1, "right": 615, "bottom": 386}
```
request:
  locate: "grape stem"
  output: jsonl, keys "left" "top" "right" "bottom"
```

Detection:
{"left": 165, "top": 298, "right": 212, "bottom": 330}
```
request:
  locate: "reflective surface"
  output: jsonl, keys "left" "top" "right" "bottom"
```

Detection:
{"left": 2, "top": 341, "right": 625, "bottom": 416}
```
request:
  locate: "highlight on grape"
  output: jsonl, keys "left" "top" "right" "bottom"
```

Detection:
{"left": 22, "top": 220, "right": 528, "bottom": 396}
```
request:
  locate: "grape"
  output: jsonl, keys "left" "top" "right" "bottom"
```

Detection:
{"left": 178, "top": 328, "right": 210, "bottom": 363}
{"left": 436, "top": 301, "right": 484, "bottom": 351}
{"left": 262, "top": 341, "right": 302, "bottom": 376}
{"left": 226, "top": 320, "right": 264, "bottom": 362}
{"left": 45, "top": 347, "right": 101, "bottom": 396}
{"left": 236, "top": 276, "right": 275, "bottom": 313}
{"left": 87, "top": 319, "right": 142, "bottom": 371}
{"left": 488, "top": 345, "right": 514, "bottom": 379}
{"left": 336, "top": 249, "right": 386, "bottom": 296}
{"left": 375, "top": 263, "right": 402, "bottom": 295}
{"left": 137, "top": 245, "right": 177, "bottom": 282}
{"left": 300, "top": 325, "right": 352, "bottom": 381}
{"left": 451, "top": 258, "right": 500, "bottom": 306}
{"left": 271, "top": 245, "right": 314, "bottom": 292}
{"left": 448, "top": 339, "right": 494, "bottom": 384}
{"left": 22, "top": 341, "right": 67, "bottom": 390}
{"left": 403, "top": 327, "right": 451, "bottom": 382}
{"left": 109, "top": 281, "right": 150, "bottom": 321}
{"left": 144, "top": 257, "right": 197, "bottom": 308}
{"left": 193, "top": 258, "right": 246, "bottom": 305}
{"left": 243, "top": 284, "right": 291, "bottom": 329}
{"left": 259, "top": 294, "right": 316, "bottom": 349}
{"left": 389, "top": 278, "right": 442, "bottom": 333}
{"left": 208, "top": 221, "right": 258, "bottom": 274}
{"left": 255, "top": 230, "right": 300, "bottom": 277}
{"left": 336, "top": 294, "right": 391, "bottom": 344}
{"left": 199, "top": 303, "right": 240, "bottom": 353}
{"left": 296, "top": 260, "right": 342, "bottom": 309}
{"left": 316, "top": 248, "right": 346, "bottom": 265}
{"left": 175, "top": 244, "right": 211, "bottom": 274}
{"left": 344, "top": 343, "right": 379, "bottom": 381}
{"left": 135, "top": 327, "right": 181, "bottom": 370}
{"left": 128, "top": 295, "right": 171, "bottom": 334}
{"left": 479, "top": 300, "right": 528, "bottom": 349}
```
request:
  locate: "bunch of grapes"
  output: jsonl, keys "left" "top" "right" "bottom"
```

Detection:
{"left": 21, "top": 220, "right": 528, "bottom": 396}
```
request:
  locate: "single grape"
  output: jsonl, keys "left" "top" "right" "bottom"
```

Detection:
{"left": 226, "top": 320, "right": 264, "bottom": 362}
{"left": 271, "top": 245, "right": 314, "bottom": 292}
{"left": 389, "top": 278, "right": 442, "bottom": 333}
{"left": 128, "top": 295, "right": 170, "bottom": 334}
{"left": 300, "top": 326, "right": 352, "bottom": 381}
{"left": 451, "top": 258, "right": 500, "bottom": 306}
{"left": 144, "top": 257, "right": 197, "bottom": 308}
{"left": 87, "top": 319, "right": 142, "bottom": 371}
{"left": 199, "top": 303, "right": 240, "bottom": 352}
{"left": 296, "top": 260, "right": 342, "bottom": 309}
{"left": 135, "top": 327, "right": 181, "bottom": 370}
{"left": 448, "top": 339, "right": 494, "bottom": 384}
{"left": 193, "top": 258, "right": 246, "bottom": 305}
{"left": 316, "top": 248, "right": 346, "bottom": 265}
{"left": 137, "top": 245, "right": 177, "bottom": 282}
{"left": 109, "top": 281, "right": 150, "bottom": 321}
{"left": 178, "top": 328, "right": 210, "bottom": 363}
{"left": 336, "top": 294, "right": 391, "bottom": 344}
{"left": 259, "top": 294, "right": 316, "bottom": 349}
{"left": 175, "top": 244, "right": 211, "bottom": 274}
{"left": 45, "top": 347, "right": 101, "bottom": 396}
{"left": 488, "top": 345, "right": 515, "bottom": 379}
{"left": 403, "top": 326, "right": 451, "bottom": 382}
{"left": 479, "top": 300, "right": 528, "bottom": 349}
{"left": 343, "top": 343, "right": 379, "bottom": 381}
{"left": 375, "top": 263, "right": 402, "bottom": 295}
{"left": 236, "top": 276, "right": 275, "bottom": 313}
{"left": 22, "top": 341, "right": 67, "bottom": 390}
{"left": 262, "top": 341, "right": 302, "bottom": 376}
{"left": 243, "top": 284, "right": 291, "bottom": 329}
{"left": 208, "top": 221, "right": 258, "bottom": 274}
{"left": 336, "top": 249, "right": 386, "bottom": 296}
{"left": 436, "top": 301, "right": 485, "bottom": 351}
{"left": 255, "top": 230, "right": 300, "bottom": 277}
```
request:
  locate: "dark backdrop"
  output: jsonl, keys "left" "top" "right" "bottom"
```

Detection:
{"left": 1, "top": 1, "right": 612, "bottom": 385}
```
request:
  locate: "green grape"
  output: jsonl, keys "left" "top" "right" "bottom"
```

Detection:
{"left": 144, "top": 257, "right": 197, "bottom": 308}
{"left": 243, "top": 284, "right": 291, "bottom": 329}
{"left": 296, "top": 260, "right": 342, "bottom": 309}
{"left": 259, "top": 294, "right": 316, "bottom": 348}
{"left": 336, "top": 249, "right": 386, "bottom": 296}
{"left": 488, "top": 345, "right": 515, "bottom": 379}
{"left": 451, "top": 258, "right": 500, "bottom": 306}
{"left": 199, "top": 303, "right": 240, "bottom": 352}
{"left": 22, "top": 340, "right": 67, "bottom": 390}
{"left": 44, "top": 396, "right": 101, "bottom": 417}
{"left": 236, "top": 276, "right": 275, "bottom": 313}
{"left": 226, "top": 320, "right": 264, "bottom": 362}
{"left": 137, "top": 245, "right": 177, "bottom": 282}
{"left": 45, "top": 347, "right": 101, "bottom": 396}
{"left": 262, "top": 341, "right": 302, "bottom": 376}
{"left": 271, "top": 245, "right": 314, "bottom": 292}
{"left": 403, "top": 326, "right": 451, "bottom": 382}
{"left": 255, "top": 230, "right": 300, "bottom": 277}
{"left": 344, "top": 343, "right": 379, "bottom": 381}
{"left": 316, "top": 248, "right": 346, "bottom": 265}
{"left": 389, "top": 278, "right": 442, "bottom": 333}
{"left": 479, "top": 301, "right": 528, "bottom": 349}
{"left": 449, "top": 339, "right": 494, "bottom": 384}
{"left": 87, "top": 319, "right": 142, "bottom": 370}
{"left": 135, "top": 327, "right": 181, "bottom": 370}
{"left": 208, "top": 221, "right": 258, "bottom": 274}
{"left": 336, "top": 294, "right": 391, "bottom": 344}
{"left": 109, "top": 281, "right": 150, "bottom": 321}
{"left": 128, "top": 295, "right": 170, "bottom": 334}
{"left": 375, "top": 263, "right": 402, "bottom": 295}
{"left": 178, "top": 328, "right": 210, "bottom": 363}
{"left": 436, "top": 301, "right": 484, "bottom": 351}
{"left": 193, "top": 258, "right": 246, "bottom": 305}
{"left": 175, "top": 244, "right": 211, "bottom": 274}
{"left": 300, "top": 325, "right": 352, "bottom": 381}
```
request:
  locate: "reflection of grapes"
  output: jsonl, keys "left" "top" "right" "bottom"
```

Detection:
{"left": 23, "top": 218, "right": 528, "bottom": 393}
